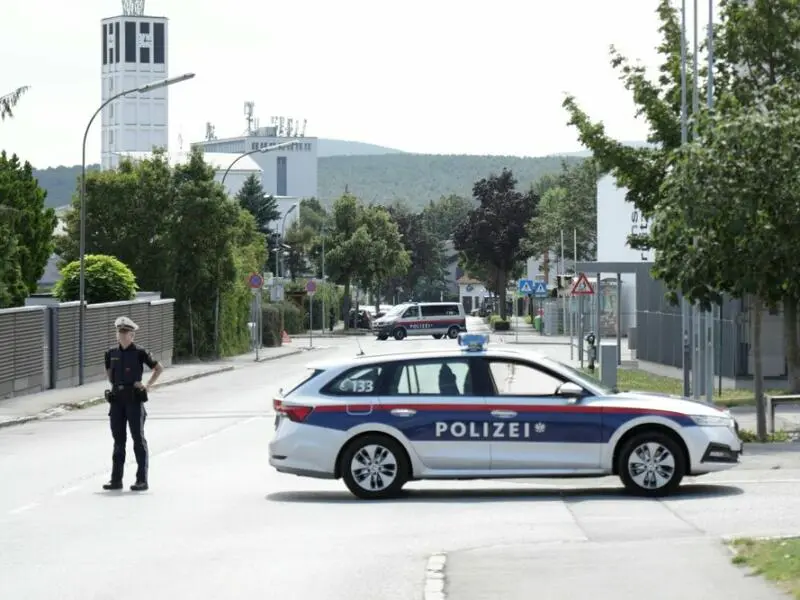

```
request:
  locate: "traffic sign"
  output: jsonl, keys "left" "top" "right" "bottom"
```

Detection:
{"left": 518, "top": 279, "right": 534, "bottom": 294}
{"left": 306, "top": 279, "right": 317, "bottom": 294}
{"left": 571, "top": 272, "right": 594, "bottom": 295}
{"left": 531, "top": 281, "right": 548, "bottom": 297}
{"left": 248, "top": 272, "right": 264, "bottom": 289}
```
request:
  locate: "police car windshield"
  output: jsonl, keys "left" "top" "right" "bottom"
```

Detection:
{"left": 385, "top": 304, "right": 408, "bottom": 316}
{"left": 545, "top": 360, "right": 618, "bottom": 395}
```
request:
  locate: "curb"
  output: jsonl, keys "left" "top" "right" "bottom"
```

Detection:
{"left": 0, "top": 365, "right": 235, "bottom": 430}
{"left": 424, "top": 553, "right": 447, "bottom": 600}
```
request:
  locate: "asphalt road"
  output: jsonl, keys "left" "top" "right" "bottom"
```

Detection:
{"left": 2, "top": 333, "right": 800, "bottom": 600}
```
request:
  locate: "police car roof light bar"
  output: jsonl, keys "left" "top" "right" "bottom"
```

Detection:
{"left": 458, "top": 333, "right": 489, "bottom": 351}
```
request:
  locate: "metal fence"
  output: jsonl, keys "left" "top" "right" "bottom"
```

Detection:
{"left": 0, "top": 298, "right": 175, "bottom": 400}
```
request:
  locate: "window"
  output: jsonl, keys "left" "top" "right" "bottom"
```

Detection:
{"left": 421, "top": 304, "right": 459, "bottom": 317}
{"left": 389, "top": 359, "right": 475, "bottom": 396}
{"left": 103, "top": 24, "right": 107, "bottom": 64}
{"left": 487, "top": 360, "right": 563, "bottom": 396}
{"left": 124, "top": 21, "right": 136, "bottom": 62}
{"left": 115, "top": 22, "right": 120, "bottom": 63}
{"left": 276, "top": 156, "right": 287, "bottom": 196}
{"left": 326, "top": 366, "right": 383, "bottom": 395}
{"left": 153, "top": 22, "right": 165, "bottom": 64}
{"left": 402, "top": 306, "right": 419, "bottom": 318}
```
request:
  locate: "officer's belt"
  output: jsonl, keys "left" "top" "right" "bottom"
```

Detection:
{"left": 114, "top": 383, "right": 140, "bottom": 390}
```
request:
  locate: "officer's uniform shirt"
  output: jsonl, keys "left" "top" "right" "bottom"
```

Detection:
{"left": 104, "top": 343, "right": 159, "bottom": 387}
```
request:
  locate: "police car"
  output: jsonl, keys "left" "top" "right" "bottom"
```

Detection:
{"left": 269, "top": 334, "right": 742, "bottom": 500}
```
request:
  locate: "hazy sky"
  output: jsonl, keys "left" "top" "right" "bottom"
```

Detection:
{"left": 1, "top": 0, "right": 711, "bottom": 169}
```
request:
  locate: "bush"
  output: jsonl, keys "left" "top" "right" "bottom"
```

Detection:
{"left": 268, "top": 300, "right": 304, "bottom": 334}
{"left": 262, "top": 304, "right": 282, "bottom": 347}
{"left": 53, "top": 254, "right": 137, "bottom": 303}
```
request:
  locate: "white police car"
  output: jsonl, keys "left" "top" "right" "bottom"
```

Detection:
{"left": 269, "top": 334, "right": 742, "bottom": 500}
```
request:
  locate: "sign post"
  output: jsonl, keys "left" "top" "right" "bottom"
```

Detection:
{"left": 248, "top": 273, "right": 264, "bottom": 360}
{"left": 306, "top": 279, "right": 317, "bottom": 348}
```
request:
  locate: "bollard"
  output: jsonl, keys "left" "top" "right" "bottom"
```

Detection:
{"left": 600, "top": 343, "right": 618, "bottom": 389}
{"left": 585, "top": 331, "right": 596, "bottom": 373}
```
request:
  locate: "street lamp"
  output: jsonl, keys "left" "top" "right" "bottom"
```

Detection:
{"left": 220, "top": 141, "right": 296, "bottom": 189}
{"left": 276, "top": 203, "right": 298, "bottom": 278}
{"left": 78, "top": 72, "right": 195, "bottom": 385}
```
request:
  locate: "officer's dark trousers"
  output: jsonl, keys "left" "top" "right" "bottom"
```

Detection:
{"left": 109, "top": 388, "right": 148, "bottom": 483}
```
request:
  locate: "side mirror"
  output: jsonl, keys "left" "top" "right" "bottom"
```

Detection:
{"left": 557, "top": 382, "right": 584, "bottom": 398}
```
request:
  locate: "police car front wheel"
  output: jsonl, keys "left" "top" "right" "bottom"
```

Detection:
{"left": 340, "top": 434, "right": 409, "bottom": 500}
{"left": 618, "top": 431, "right": 685, "bottom": 497}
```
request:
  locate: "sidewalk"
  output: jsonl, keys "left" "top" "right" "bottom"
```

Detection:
{"left": 0, "top": 344, "right": 309, "bottom": 429}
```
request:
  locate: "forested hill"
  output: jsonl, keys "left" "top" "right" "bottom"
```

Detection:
{"left": 34, "top": 153, "right": 585, "bottom": 212}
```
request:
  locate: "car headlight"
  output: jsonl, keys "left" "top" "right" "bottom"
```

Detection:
{"left": 691, "top": 415, "right": 735, "bottom": 427}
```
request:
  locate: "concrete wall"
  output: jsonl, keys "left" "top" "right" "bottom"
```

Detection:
{"left": 0, "top": 298, "right": 174, "bottom": 400}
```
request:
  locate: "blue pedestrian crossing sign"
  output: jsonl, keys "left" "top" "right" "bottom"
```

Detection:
{"left": 518, "top": 279, "right": 548, "bottom": 296}
{"left": 518, "top": 279, "right": 534, "bottom": 294}
{"left": 531, "top": 281, "right": 548, "bottom": 297}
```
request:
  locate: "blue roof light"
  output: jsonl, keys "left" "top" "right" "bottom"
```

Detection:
{"left": 458, "top": 333, "right": 489, "bottom": 351}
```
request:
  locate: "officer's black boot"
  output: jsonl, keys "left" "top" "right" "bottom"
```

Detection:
{"left": 103, "top": 480, "right": 123, "bottom": 491}
{"left": 130, "top": 481, "right": 148, "bottom": 491}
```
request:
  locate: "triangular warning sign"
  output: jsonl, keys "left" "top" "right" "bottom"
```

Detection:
{"left": 520, "top": 280, "right": 532, "bottom": 293}
{"left": 570, "top": 273, "right": 594, "bottom": 295}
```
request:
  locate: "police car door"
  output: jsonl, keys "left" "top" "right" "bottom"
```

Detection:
{"left": 483, "top": 357, "right": 602, "bottom": 471}
{"left": 381, "top": 357, "right": 490, "bottom": 470}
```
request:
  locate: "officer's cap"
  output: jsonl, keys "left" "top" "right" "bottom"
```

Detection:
{"left": 114, "top": 316, "right": 139, "bottom": 332}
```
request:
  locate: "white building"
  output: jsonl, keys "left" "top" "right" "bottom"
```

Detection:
{"left": 192, "top": 126, "right": 318, "bottom": 199}
{"left": 116, "top": 151, "right": 261, "bottom": 197}
{"left": 100, "top": 3, "right": 169, "bottom": 171}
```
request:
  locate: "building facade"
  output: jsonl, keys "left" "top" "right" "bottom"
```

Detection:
{"left": 100, "top": 11, "right": 169, "bottom": 170}
{"left": 192, "top": 128, "right": 318, "bottom": 199}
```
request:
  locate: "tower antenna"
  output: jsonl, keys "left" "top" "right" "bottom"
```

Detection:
{"left": 121, "top": 0, "right": 145, "bottom": 16}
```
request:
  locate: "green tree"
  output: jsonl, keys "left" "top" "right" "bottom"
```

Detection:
{"left": 0, "top": 220, "right": 25, "bottom": 307}
{"left": 653, "top": 82, "right": 800, "bottom": 440}
{"left": 0, "top": 151, "right": 57, "bottom": 306}
{"left": 323, "top": 193, "right": 374, "bottom": 326}
{"left": 236, "top": 174, "right": 279, "bottom": 232}
{"left": 357, "top": 204, "right": 411, "bottom": 311}
{"left": 453, "top": 169, "right": 537, "bottom": 319}
{"left": 53, "top": 254, "right": 138, "bottom": 304}
{"left": 0, "top": 86, "right": 29, "bottom": 121}
{"left": 383, "top": 201, "right": 445, "bottom": 302}
{"left": 421, "top": 194, "right": 474, "bottom": 241}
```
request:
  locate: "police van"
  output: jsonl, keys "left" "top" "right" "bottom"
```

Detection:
{"left": 372, "top": 301, "right": 466, "bottom": 341}
{"left": 269, "top": 334, "right": 743, "bottom": 500}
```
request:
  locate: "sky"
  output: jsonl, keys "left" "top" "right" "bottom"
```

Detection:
{"left": 1, "top": 0, "right": 713, "bottom": 169}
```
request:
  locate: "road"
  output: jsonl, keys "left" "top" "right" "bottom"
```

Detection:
{"left": 1, "top": 331, "right": 799, "bottom": 600}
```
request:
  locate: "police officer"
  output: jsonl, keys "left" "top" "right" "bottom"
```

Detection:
{"left": 102, "top": 316, "right": 164, "bottom": 492}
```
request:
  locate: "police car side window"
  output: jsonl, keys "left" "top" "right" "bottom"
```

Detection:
{"left": 328, "top": 367, "right": 383, "bottom": 395}
{"left": 403, "top": 306, "right": 419, "bottom": 318}
{"left": 390, "top": 359, "right": 473, "bottom": 396}
{"left": 488, "top": 360, "right": 563, "bottom": 396}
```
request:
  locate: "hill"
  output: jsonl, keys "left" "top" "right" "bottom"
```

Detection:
{"left": 317, "top": 139, "right": 405, "bottom": 157}
{"left": 33, "top": 152, "right": 585, "bottom": 212}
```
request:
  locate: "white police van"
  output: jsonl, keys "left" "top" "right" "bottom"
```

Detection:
{"left": 269, "top": 334, "right": 742, "bottom": 500}
{"left": 372, "top": 302, "right": 466, "bottom": 340}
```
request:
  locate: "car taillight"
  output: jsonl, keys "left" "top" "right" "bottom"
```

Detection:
{"left": 273, "top": 398, "right": 314, "bottom": 423}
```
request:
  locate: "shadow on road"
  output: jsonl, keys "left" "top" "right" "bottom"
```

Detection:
{"left": 266, "top": 483, "right": 743, "bottom": 504}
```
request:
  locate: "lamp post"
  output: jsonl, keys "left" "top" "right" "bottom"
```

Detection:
{"left": 276, "top": 204, "right": 297, "bottom": 337}
{"left": 220, "top": 141, "right": 296, "bottom": 189}
{"left": 78, "top": 72, "right": 195, "bottom": 385}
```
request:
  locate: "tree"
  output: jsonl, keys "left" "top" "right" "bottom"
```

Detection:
{"left": 236, "top": 174, "right": 279, "bottom": 232}
{"left": 53, "top": 254, "right": 138, "bottom": 304}
{"left": 0, "top": 86, "right": 29, "bottom": 121}
{"left": 421, "top": 194, "right": 474, "bottom": 241}
{"left": 0, "top": 151, "right": 57, "bottom": 307}
{"left": 383, "top": 201, "right": 445, "bottom": 302}
{"left": 561, "top": 0, "right": 800, "bottom": 393}
{"left": 323, "top": 194, "right": 375, "bottom": 327}
{"left": 653, "top": 82, "right": 800, "bottom": 440}
{"left": 357, "top": 205, "right": 411, "bottom": 311}
{"left": 453, "top": 169, "right": 537, "bottom": 319}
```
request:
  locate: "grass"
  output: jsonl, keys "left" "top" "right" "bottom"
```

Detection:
{"left": 731, "top": 537, "right": 800, "bottom": 599}
{"left": 582, "top": 366, "right": 783, "bottom": 408}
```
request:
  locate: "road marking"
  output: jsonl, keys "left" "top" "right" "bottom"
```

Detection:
{"left": 55, "top": 485, "right": 81, "bottom": 497}
{"left": 8, "top": 502, "right": 39, "bottom": 515}
{"left": 424, "top": 553, "right": 447, "bottom": 600}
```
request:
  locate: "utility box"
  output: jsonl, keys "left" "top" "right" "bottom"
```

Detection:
{"left": 600, "top": 343, "right": 618, "bottom": 389}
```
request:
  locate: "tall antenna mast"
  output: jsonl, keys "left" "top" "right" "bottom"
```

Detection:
{"left": 121, "top": 0, "right": 145, "bottom": 16}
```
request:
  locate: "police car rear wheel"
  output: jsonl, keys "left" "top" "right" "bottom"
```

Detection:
{"left": 341, "top": 435, "right": 408, "bottom": 500}
{"left": 432, "top": 334, "right": 443, "bottom": 339}
{"left": 393, "top": 328, "right": 406, "bottom": 341}
{"left": 618, "top": 431, "right": 685, "bottom": 497}
{"left": 446, "top": 326, "right": 460, "bottom": 339}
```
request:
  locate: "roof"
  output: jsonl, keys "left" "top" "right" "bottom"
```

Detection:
{"left": 116, "top": 151, "right": 262, "bottom": 172}
{"left": 457, "top": 275, "right": 483, "bottom": 285}
{"left": 306, "top": 345, "right": 549, "bottom": 371}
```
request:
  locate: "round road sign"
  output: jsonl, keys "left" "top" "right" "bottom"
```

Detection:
{"left": 306, "top": 279, "right": 317, "bottom": 294}
{"left": 248, "top": 273, "right": 264, "bottom": 289}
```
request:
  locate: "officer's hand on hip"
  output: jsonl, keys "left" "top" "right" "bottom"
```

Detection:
{"left": 134, "top": 382, "right": 147, "bottom": 391}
